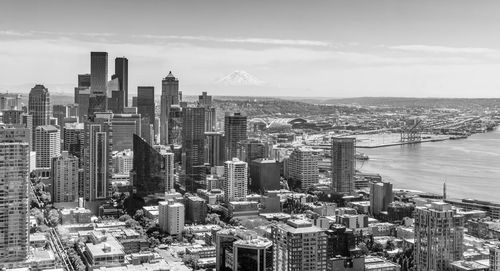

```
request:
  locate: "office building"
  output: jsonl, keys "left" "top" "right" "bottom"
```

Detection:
{"left": 160, "top": 71, "right": 180, "bottom": 145}
{"left": 159, "top": 200, "right": 185, "bottom": 235}
{"left": 185, "top": 196, "right": 207, "bottom": 224}
{"left": 224, "top": 113, "right": 247, "bottom": 160}
{"left": 75, "top": 74, "right": 90, "bottom": 120}
{"left": 182, "top": 106, "right": 206, "bottom": 192}
{"left": 109, "top": 57, "right": 128, "bottom": 113}
{"left": 205, "top": 131, "right": 225, "bottom": 167}
{"left": 249, "top": 158, "right": 280, "bottom": 193}
{"left": 132, "top": 134, "right": 174, "bottom": 197}
{"left": 35, "top": 125, "right": 61, "bottom": 168}
{"left": 2, "top": 109, "right": 23, "bottom": 124}
{"left": 237, "top": 139, "right": 269, "bottom": 162}
{"left": 83, "top": 113, "right": 113, "bottom": 202}
{"left": 215, "top": 228, "right": 273, "bottom": 271}
{"left": 52, "top": 104, "right": 67, "bottom": 127}
{"left": 111, "top": 113, "right": 141, "bottom": 152}
{"left": 0, "top": 126, "right": 30, "bottom": 262}
{"left": 223, "top": 158, "right": 248, "bottom": 202}
{"left": 271, "top": 219, "right": 328, "bottom": 271}
{"left": 52, "top": 151, "right": 79, "bottom": 203}
{"left": 137, "top": 86, "right": 155, "bottom": 125}
{"left": 414, "top": 202, "right": 464, "bottom": 271}
{"left": 63, "top": 122, "right": 84, "bottom": 161}
{"left": 107, "top": 77, "right": 121, "bottom": 113}
{"left": 78, "top": 73, "right": 91, "bottom": 88}
{"left": 286, "top": 147, "right": 319, "bottom": 190}
{"left": 370, "top": 181, "right": 394, "bottom": 216}
{"left": 28, "top": 84, "right": 51, "bottom": 138}
{"left": 331, "top": 138, "right": 356, "bottom": 194}
{"left": 89, "top": 52, "right": 108, "bottom": 115}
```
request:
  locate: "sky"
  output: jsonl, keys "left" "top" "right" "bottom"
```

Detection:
{"left": 1, "top": 0, "right": 500, "bottom": 98}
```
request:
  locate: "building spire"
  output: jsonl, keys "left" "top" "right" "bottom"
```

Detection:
{"left": 443, "top": 179, "right": 447, "bottom": 200}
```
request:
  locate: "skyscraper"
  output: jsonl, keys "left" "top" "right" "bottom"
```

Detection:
{"left": 35, "top": 125, "right": 61, "bottom": 168}
{"left": 114, "top": 57, "right": 128, "bottom": 109}
{"left": 51, "top": 151, "right": 79, "bottom": 203}
{"left": 63, "top": 122, "right": 84, "bottom": 162}
{"left": 137, "top": 86, "right": 155, "bottom": 125}
{"left": 78, "top": 73, "right": 91, "bottom": 88}
{"left": 223, "top": 158, "right": 248, "bottom": 202}
{"left": 89, "top": 52, "right": 108, "bottom": 116}
{"left": 132, "top": 134, "right": 174, "bottom": 197}
{"left": 111, "top": 113, "right": 141, "bottom": 152}
{"left": 75, "top": 73, "right": 91, "bottom": 120}
{"left": 272, "top": 219, "right": 328, "bottom": 271}
{"left": 28, "top": 84, "right": 51, "bottom": 138}
{"left": 369, "top": 181, "right": 393, "bottom": 216}
{"left": 205, "top": 131, "right": 225, "bottom": 167}
{"left": 83, "top": 113, "right": 113, "bottom": 203}
{"left": 414, "top": 202, "right": 464, "bottom": 271}
{"left": 331, "top": 138, "right": 355, "bottom": 194}
{"left": 182, "top": 107, "right": 206, "bottom": 192}
{"left": 160, "top": 71, "right": 180, "bottom": 145}
{"left": 198, "top": 91, "right": 216, "bottom": 132}
{"left": 286, "top": 147, "right": 319, "bottom": 190}
{"left": 224, "top": 113, "right": 247, "bottom": 161}
{"left": 0, "top": 125, "right": 30, "bottom": 262}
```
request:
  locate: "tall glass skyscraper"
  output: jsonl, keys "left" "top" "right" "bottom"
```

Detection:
{"left": 89, "top": 52, "right": 108, "bottom": 116}
{"left": 331, "top": 137, "right": 355, "bottom": 194}
{"left": 182, "top": 107, "right": 206, "bottom": 192}
{"left": 0, "top": 125, "right": 30, "bottom": 262}
{"left": 224, "top": 112, "right": 247, "bottom": 161}
{"left": 28, "top": 84, "right": 51, "bottom": 139}
{"left": 137, "top": 86, "right": 155, "bottom": 125}
{"left": 160, "top": 71, "right": 180, "bottom": 145}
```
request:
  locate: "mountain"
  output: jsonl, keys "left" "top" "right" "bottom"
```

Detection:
{"left": 215, "top": 70, "right": 265, "bottom": 86}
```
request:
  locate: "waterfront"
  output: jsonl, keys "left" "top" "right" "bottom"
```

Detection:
{"left": 359, "top": 127, "right": 500, "bottom": 202}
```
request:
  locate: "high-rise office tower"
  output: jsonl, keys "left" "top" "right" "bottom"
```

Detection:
{"left": 78, "top": 73, "right": 91, "bottom": 88}
{"left": 89, "top": 52, "right": 108, "bottom": 116}
{"left": 0, "top": 125, "right": 30, "bottom": 262}
{"left": 160, "top": 71, "right": 180, "bottom": 145}
{"left": 35, "top": 125, "right": 61, "bottom": 168}
{"left": 198, "top": 91, "right": 212, "bottom": 107}
{"left": 159, "top": 200, "right": 185, "bottom": 235}
{"left": 271, "top": 219, "right": 328, "bottom": 271}
{"left": 414, "top": 202, "right": 464, "bottom": 271}
{"left": 223, "top": 158, "right": 248, "bottom": 202}
{"left": 224, "top": 113, "right": 247, "bottom": 161}
{"left": 249, "top": 158, "right": 281, "bottom": 193}
{"left": 114, "top": 57, "right": 128, "bottom": 109}
{"left": 205, "top": 131, "right": 225, "bottom": 167}
{"left": 182, "top": 107, "right": 206, "bottom": 192}
{"left": 132, "top": 134, "right": 174, "bottom": 197}
{"left": 2, "top": 109, "right": 23, "bottom": 124}
{"left": 75, "top": 73, "right": 91, "bottom": 120}
{"left": 111, "top": 113, "right": 141, "bottom": 152}
{"left": 331, "top": 138, "right": 355, "bottom": 194}
{"left": 286, "top": 147, "right": 319, "bottom": 190}
{"left": 28, "top": 84, "right": 51, "bottom": 138}
{"left": 83, "top": 113, "right": 113, "bottom": 202}
{"left": 51, "top": 151, "right": 79, "bottom": 203}
{"left": 370, "top": 181, "right": 393, "bottom": 216}
{"left": 198, "top": 92, "right": 216, "bottom": 132}
{"left": 107, "top": 77, "right": 120, "bottom": 113}
{"left": 137, "top": 86, "right": 155, "bottom": 125}
{"left": 63, "top": 122, "right": 84, "bottom": 163}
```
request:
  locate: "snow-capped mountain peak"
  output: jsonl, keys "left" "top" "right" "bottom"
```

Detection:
{"left": 216, "top": 70, "right": 265, "bottom": 86}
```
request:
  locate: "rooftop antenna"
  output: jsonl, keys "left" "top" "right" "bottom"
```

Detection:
{"left": 443, "top": 178, "right": 447, "bottom": 201}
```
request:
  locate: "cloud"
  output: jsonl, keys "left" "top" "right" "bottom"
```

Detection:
{"left": 137, "top": 34, "right": 332, "bottom": 47}
{"left": 388, "top": 45, "right": 497, "bottom": 54}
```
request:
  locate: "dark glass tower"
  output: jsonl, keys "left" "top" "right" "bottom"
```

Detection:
{"left": 160, "top": 71, "right": 180, "bottom": 145}
{"left": 115, "top": 57, "right": 128, "bottom": 107}
{"left": 137, "top": 86, "right": 155, "bottom": 124}
{"left": 89, "top": 52, "right": 108, "bottom": 116}
{"left": 224, "top": 112, "right": 247, "bottom": 161}
{"left": 28, "top": 84, "right": 51, "bottom": 140}
{"left": 331, "top": 137, "right": 356, "bottom": 194}
{"left": 182, "top": 107, "right": 206, "bottom": 192}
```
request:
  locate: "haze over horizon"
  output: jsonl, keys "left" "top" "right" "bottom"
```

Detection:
{"left": 2, "top": 0, "right": 500, "bottom": 98}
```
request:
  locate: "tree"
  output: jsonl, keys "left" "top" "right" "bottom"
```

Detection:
{"left": 31, "top": 208, "right": 44, "bottom": 225}
{"left": 48, "top": 209, "right": 60, "bottom": 227}
{"left": 205, "top": 213, "right": 221, "bottom": 224}
{"left": 119, "top": 214, "right": 132, "bottom": 222}
{"left": 357, "top": 242, "right": 370, "bottom": 255}
{"left": 372, "top": 242, "right": 384, "bottom": 253}
{"left": 134, "top": 209, "right": 145, "bottom": 221}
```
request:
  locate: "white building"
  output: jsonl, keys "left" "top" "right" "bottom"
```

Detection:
{"left": 223, "top": 158, "right": 248, "bottom": 202}
{"left": 51, "top": 151, "right": 79, "bottom": 203}
{"left": 159, "top": 200, "right": 185, "bottom": 235}
{"left": 35, "top": 125, "right": 60, "bottom": 168}
{"left": 286, "top": 147, "right": 319, "bottom": 190}
{"left": 112, "top": 149, "right": 133, "bottom": 174}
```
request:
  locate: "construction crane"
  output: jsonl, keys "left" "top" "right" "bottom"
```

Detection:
{"left": 400, "top": 119, "right": 422, "bottom": 143}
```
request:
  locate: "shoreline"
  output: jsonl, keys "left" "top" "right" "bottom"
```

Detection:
{"left": 356, "top": 137, "right": 448, "bottom": 148}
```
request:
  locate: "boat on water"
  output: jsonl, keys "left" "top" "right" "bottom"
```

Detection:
{"left": 355, "top": 153, "right": 369, "bottom": 160}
